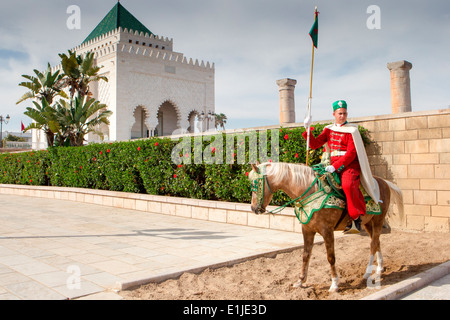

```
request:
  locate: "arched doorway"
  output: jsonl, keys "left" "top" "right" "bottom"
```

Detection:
{"left": 187, "top": 110, "right": 201, "bottom": 133}
{"left": 131, "top": 106, "right": 149, "bottom": 139}
{"left": 155, "top": 101, "right": 179, "bottom": 136}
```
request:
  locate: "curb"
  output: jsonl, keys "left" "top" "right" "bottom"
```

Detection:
{"left": 114, "top": 245, "right": 305, "bottom": 291}
{"left": 361, "top": 260, "right": 450, "bottom": 300}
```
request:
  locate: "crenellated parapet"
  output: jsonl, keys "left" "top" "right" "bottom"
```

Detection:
{"left": 115, "top": 44, "right": 214, "bottom": 71}
{"left": 63, "top": 27, "right": 213, "bottom": 72}
{"left": 72, "top": 27, "right": 173, "bottom": 54}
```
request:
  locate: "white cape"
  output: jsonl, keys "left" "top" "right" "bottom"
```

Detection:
{"left": 325, "top": 123, "right": 380, "bottom": 203}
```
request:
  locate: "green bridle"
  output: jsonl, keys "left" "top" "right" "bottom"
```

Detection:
{"left": 251, "top": 165, "right": 273, "bottom": 212}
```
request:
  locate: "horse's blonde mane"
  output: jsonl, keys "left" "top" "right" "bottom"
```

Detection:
{"left": 249, "top": 162, "right": 315, "bottom": 188}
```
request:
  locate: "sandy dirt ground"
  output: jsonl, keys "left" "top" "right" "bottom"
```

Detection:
{"left": 120, "top": 229, "right": 450, "bottom": 300}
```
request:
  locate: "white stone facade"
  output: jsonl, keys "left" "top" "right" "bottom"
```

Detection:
{"left": 33, "top": 27, "right": 215, "bottom": 149}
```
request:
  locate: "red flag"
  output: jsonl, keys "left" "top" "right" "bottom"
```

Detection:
{"left": 21, "top": 121, "right": 25, "bottom": 132}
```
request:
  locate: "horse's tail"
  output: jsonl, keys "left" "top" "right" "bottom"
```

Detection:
{"left": 383, "top": 179, "right": 404, "bottom": 224}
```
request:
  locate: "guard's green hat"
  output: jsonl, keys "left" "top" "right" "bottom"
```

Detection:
{"left": 333, "top": 100, "right": 347, "bottom": 111}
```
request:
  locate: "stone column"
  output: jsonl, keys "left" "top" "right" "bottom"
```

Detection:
{"left": 387, "top": 60, "right": 413, "bottom": 113}
{"left": 276, "top": 78, "right": 297, "bottom": 125}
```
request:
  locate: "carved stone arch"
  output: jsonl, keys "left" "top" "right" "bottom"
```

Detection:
{"left": 154, "top": 99, "right": 182, "bottom": 136}
{"left": 186, "top": 109, "right": 201, "bottom": 133}
{"left": 130, "top": 105, "right": 150, "bottom": 139}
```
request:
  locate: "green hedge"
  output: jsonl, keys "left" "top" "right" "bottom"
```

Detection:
{"left": 0, "top": 124, "right": 370, "bottom": 206}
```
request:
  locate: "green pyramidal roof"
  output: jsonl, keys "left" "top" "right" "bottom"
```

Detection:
{"left": 82, "top": 2, "right": 153, "bottom": 44}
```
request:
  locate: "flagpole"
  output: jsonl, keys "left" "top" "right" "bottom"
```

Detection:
{"left": 306, "top": 6, "right": 318, "bottom": 166}
{"left": 306, "top": 37, "right": 315, "bottom": 166}
{"left": 309, "top": 27, "right": 315, "bottom": 101}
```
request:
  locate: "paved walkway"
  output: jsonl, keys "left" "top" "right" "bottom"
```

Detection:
{"left": 401, "top": 273, "right": 450, "bottom": 300}
{"left": 0, "top": 193, "right": 447, "bottom": 300}
{"left": 0, "top": 194, "right": 309, "bottom": 300}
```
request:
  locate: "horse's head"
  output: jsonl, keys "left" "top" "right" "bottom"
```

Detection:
{"left": 249, "top": 162, "right": 274, "bottom": 214}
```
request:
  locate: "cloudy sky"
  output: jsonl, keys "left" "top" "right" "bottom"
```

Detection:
{"left": 0, "top": 0, "right": 449, "bottom": 133}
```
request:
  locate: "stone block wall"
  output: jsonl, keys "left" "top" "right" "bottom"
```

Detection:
{"left": 351, "top": 109, "right": 450, "bottom": 232}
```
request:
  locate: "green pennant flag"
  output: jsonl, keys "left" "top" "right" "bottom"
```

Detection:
{"left": 309, "top": 11, "right": 319, "bottom": 48}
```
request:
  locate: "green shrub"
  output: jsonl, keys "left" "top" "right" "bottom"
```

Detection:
{"left": 0, "top": 124, "right": 370, "bottom": 206}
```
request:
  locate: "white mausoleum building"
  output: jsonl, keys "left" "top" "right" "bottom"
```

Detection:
{"left": 33, "top": 2, "right": 215, "bottom": 148}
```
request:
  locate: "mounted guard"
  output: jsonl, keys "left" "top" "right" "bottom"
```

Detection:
{"left": 247, "top": 6, "right": 403, "bottom": 292}
{"left": 303, "top": 100, "right": 381, "bottom": 233}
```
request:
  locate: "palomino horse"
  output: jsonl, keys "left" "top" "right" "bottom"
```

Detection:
{"left": 249, "top": 162, "right": 404, "bottom": 292}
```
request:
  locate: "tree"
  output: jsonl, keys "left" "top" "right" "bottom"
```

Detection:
{"left": 59, "top": 50, "right": 108, "bottom": 99}
{"left": 23, "top": 99, "right": 60, "bottom": 147}
{"left": 214, "top": 113, "right": 227, "bottom": 130}
{"left": 16, "top": 63, "right": 67, "bottom": 105}
{"left": 5, "top": 134, "right": 26, "bottom": 142}
{"left": 19, "top": 50, "right": 112, "bottom": 147}
{"left": 56, "top": 95, "right": 112, "bottom": 147}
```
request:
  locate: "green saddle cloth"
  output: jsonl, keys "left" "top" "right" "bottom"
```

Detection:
{"left": 294, "top": 162, "right": 381, "bottom": 225}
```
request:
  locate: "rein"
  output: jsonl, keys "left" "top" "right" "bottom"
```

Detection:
{"left": 251, "top": 163, "right": 341, "bottom": 216}
{"left": 251, "top": 165, "right": 319, "bottom": 215}
{"left": 264, "top": 176, "right": 319, "bottom": 215}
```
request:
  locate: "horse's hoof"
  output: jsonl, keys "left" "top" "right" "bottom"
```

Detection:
{"left": 328, "top": 285, "right": 339, "bottom": 293}
{"left": 292, "top": 280, "right": 303, "bottom": 288}
{"left": 363, "top": 272, "right": 371, "bottom": 280}
{"left": 329, "top": 277, "right": 339, "bottom": 292}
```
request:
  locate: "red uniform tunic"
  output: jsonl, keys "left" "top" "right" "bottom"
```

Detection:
{"left": 302, "top": 125, "right": 366, "bottom": 219}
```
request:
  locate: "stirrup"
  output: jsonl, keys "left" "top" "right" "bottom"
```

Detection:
{"left": 343, "top": 220, "right": 360, "bottom": 234}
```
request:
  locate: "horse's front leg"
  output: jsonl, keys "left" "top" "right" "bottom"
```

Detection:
{"left": 322, "top": 229, "right": 339, "bottom": 292}
{"left": 293, "top": 229, "right": 315, "bottom": 288}
{"left": 363, "top": 219, "right": 384, "bottom": 281}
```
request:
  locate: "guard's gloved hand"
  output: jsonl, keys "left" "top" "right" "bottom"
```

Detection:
{"left": 303, "top": 115, "right": 312, "bottom": 128}
{"left": 325, "top": 165, "right": 336, "bottom": 173}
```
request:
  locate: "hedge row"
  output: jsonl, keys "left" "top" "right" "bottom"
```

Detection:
{"left": 0, "top": 124, "right": 370, "bottom": 206}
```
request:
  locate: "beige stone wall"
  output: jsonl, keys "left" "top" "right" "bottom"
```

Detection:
{"left": 350, "top": 109, "right": 450, "bottom": 232}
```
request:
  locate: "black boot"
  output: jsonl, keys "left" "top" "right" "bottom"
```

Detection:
{"left": 344, "top": 216, "right": 362, "bottom": 234}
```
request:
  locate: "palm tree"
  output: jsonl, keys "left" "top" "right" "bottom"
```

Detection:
{"left": 23, "top": 99, "right": 60, "bottom": 146}
{"left": 214, "top": 113, "right": 227, "bottom": 130}
{"left": 19, "top": 51, "right": 112, "bottom": 147}
{"left": 16, "top": 63, "right": 67, "bottom": 105}
{"left": 59, "top": 50, "right": 108, "bottom": 99}
{"left": 18, "top": 64, "right": 68, "bottom": 146}
{"left": 56, "top": 95, "right": 112, "bottom": 146}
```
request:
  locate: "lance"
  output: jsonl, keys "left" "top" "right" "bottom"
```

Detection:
{"left": 305, "top": 6, "right": 318, "bottom": 166}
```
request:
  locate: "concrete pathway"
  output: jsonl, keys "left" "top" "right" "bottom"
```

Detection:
{"left": 401, "top": 273, "right": 450, "bottom": 300}
{"left": 0, "top": 193, "right": 447, "bottom": 300}
{"left": 0, "top": 194, "right": 308, "bottom": 300}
